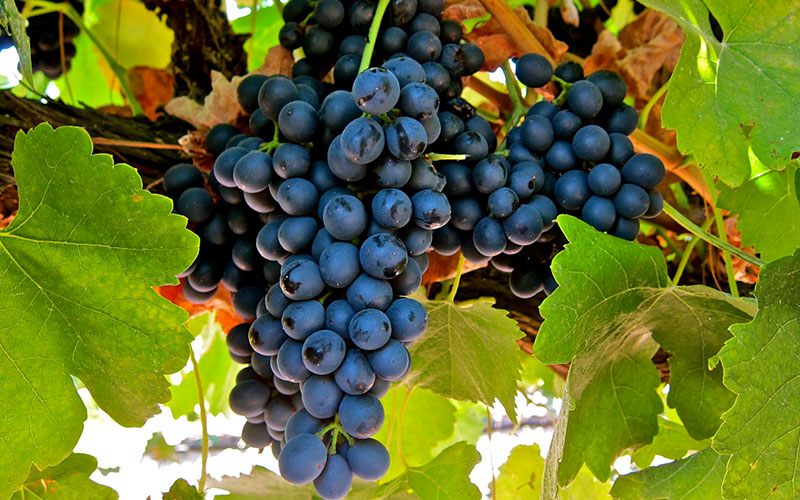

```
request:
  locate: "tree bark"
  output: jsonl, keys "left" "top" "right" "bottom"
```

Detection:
{"left": 0, "top": 91, "right": 190, "bottom": 189}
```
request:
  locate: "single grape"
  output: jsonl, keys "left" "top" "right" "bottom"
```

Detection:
{"left": 282, "top": 300, "right": 325, "bottom": 341}
{"left": 373, "top": 155, "right": 413, "bottom": 188}
{"left": 515, "top": 53, "right": 552, "bottom": 88}
{"left": 370, "top": 377, "right": 392, "bottom": 398}
{"left": 339, "top": 394, "right": 384, "bottom": 438}
{"left": 400, "top": 225, "right": 433, "bottom": 255}
{"left": 249, "top": 314, "right": 289, "bottom": 355}
{"left": 335, "top": 349, "right": 376, "bottom": 395}
{"left": 227, "top": 323, "right": 253, "bottom": 358}
{"left": 278, "top": 433, "right": 328, "bottom": 485}
{"left": 372, "top": 189, "right": 413, "bottom": 228}
{"left": 439, "top": 19, "right": 462, "bottom": 43}
{"left": 411, "top": 189, "right": 451, "bottom": 229}
{"left": 349, "top": 0, "right": 376, "bottom": 33}
{"left": 163, "top": 163, "right": 204, "bottom": 198}
{"left": 605, "top": 104, "right": 638, "bottom": 135}
{"left": 347, "top": 274, "right": 394, "bottom": 311}
{"left": 509, "top": 268, "right": 544, "bottom": 299}
{"left": 302, "top": 330, "right": 347, "bottom": 375}
{"left": 351, "top": 67, "right": 400, "bottom": 115}
{"left": 323, "top": 194, "right": 368, "bottom": 240}
{"left": 314, "top": 454, "right": 353, "bottom": 500}
{"left": 314, "top": 0, "right": 345, "bottom": 27}
{"left": 340, "top": 35, "right": 367, "bottom": 56}
{"left": 503, "top": 204, "right": 544, "bottom": 245}
{"left": 385, "top": 116, "right": 428, "bottom": 160}
{"left": 613, "top": 183, "right": 650, "bottom": 218}
{"left": 586, "top": 70, "right": 627, "bottom": 107}
{"left": 450, "top": 197, "right": 483, "bottom": 231}
{"left": 347, "top": 439, "right": 390, "bottom": 481}
{"left": 265, "top": 397, "right": 296, "bottom": 431}
{"left": 381, "top": 26, "right": 408, "bottom": 53}
{"left": 406, "top": 30, "right": 442, "bottom": 62}
{"left": 367, "top": 339, "right": 410, "bottom": 381}
{"left": 280, "top": 259, "right": 325, "bottom": 300}
{"left": 229, "top": 380, "right": 270, "bottom": 417}
{"left": 453, "top": 131, "right": 488, "bottom": 163}
{"left": 206, "top": 124, "right": 239, "bottom": 156}
{"left": 391, "top": 257, "right": 422, "bottom": 294}
{"left": 606, "top": 132, "right": 635, "bottom": 166}
{"left": 326, "top": 300, "right": 356, "bottom": 340}
{"left": 621, "top": 153, "right": 665, "bottom": 190}
{"left": 572, "top": 124, "right": 610, "bottom": 162}
{"left": 302, "top": 374, "right": 344, "bottom": 418}
{"left": 341, "top": 117, "right": 385, "bottom": 164}
{"left": 488, "top": 187, "right": 520, "bottom": 218}
{"left": 644, "top": 191, "right": 663, "bottom": 218}
{"left": 349, "top": 308, "right": 392, "bottom": 350}
{"left": 554, "top": 60, "right": 584, "bottom": 82}
{"left": 527, "top": 100, "right": 559, "bottom": 120}
{"left": 382, "top": 56, "right": 426, "bottom": 87}
{"left": 277, "top": 339, "right": 313, "bottom": 383}
{"left": 258, "top": 76, "right": 300, "bottom": 121}
{"left": 319, "top": 91, "right": 362, "bottom": 132}
{"left": 545, "top": 140, "right": 578, "bottom": 171}
{"left": 285, "top": 408, "right": 328, "bottom": 441}
{"left": 581, "top": 195, "right": 617, "bottom": 232}
{"left": 407, "top": 158, "right": 445, "bottom": 192}
{"left": 509, "top": 161, "right": 545, "bottom": 199}
{"left": 386, "top": 298, "right": 427, "bottom": 342}
{"left": 567, "top": 80, "right": 603, "bottom": 119}
{"left": 333, "top": 54, "right": 361, "bottom": 89}
{"left": 473, "top": 216, "right": 507, "bottom": 256}
{"left": 276, "top": 177, "right": 319, "bottom": 216}
{"left": 587, "top": 163, "right": 621, "bottom": 196}
{"left": 272, "top": 143, "right": 311, "bottom": 179}
{"left": 327, "top": 135, "right": 368, "bottom": 182}
{"left": 611, "top": 216, "right": 640, "bottom": 241}
{"left": 554, "top": 170, "right": 590, "bottom": 210}
{"left": 319, "top": 242, "right": 361, "bottom": 288}
{"left": 278, "top": 100, "right": 319, "bottom": 143}
{"left": 177, "top": 187, "right": 214, "bottom": 224}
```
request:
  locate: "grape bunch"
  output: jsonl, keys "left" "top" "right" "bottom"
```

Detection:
{"left": 163, "top": 0, "right": 664, "bottom": 491}
{"left": 0, "top": 1, "right": 83, "bottom": 79}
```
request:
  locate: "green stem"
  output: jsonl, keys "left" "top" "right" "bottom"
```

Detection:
{"left": 655, "top": 225, "right": 683, "bottom": 261}
{"left": 26, "top": 0, "right": 143, "bottom": 116}
{"left": 396, "top": 386, "right": 416, "bottom": 468}
{"left": 260, "top": 123, "right": 282, "bottom": 153}
{"left": 189, "top": 347, "right": 208, "bottom": 493}
{"left": 358, "top": 0, "right": 391, "bottom": 73}
{"left": 672, "top": 217, "right": 712, "bottom": 285}
{"left": 662, "top": 201, "right": 765, "bottom": 268}
{"left": 551, "top": 74, "right": 572, "bottom": 88}
{"left": 447, "top": 253, "right": 466, "bottom": 302}
{"left": 498, "top": 60, "right": 527, "bottom": 151}
{"left": 638, "top": 81, "right": 668, "bottom": 130}
{"left": 701, "top": 170, "right": 739, "bottom": 296}
{"left": 427, "top": 153, "right": 468, "bottom": 161}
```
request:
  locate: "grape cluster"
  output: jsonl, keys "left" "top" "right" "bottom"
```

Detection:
{"left": 162, "top": 0, "right": 500, "bottom": 496}
{"left": 0, "top": 1, "right": 83, "bottom": 79}
{"left": 164, "top": 0, "right": 664, "bottom": 491}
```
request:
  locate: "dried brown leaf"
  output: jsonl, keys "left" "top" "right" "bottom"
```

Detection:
{"left": 128, "top": 66, "right": 175, "bottom": 121}
{"left": 617, "top": 10, "right": 684, "bottom": 98}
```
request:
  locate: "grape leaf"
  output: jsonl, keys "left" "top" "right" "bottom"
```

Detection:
{"left": 374, "top": 386, "right": 457, "bottom": 481}
{"left": 496, "top": 444, "right": 543, "bottom": 500}
{"left": 87, "top": 0, "right": 173, "bottom": 70}
{"left": 376, "top": 442, "right": 481, "bottom": 500}
{"left": 54, "top": 34, "right": 125, "bottom": 109}
{"left": 535, "top": 216, "right": 754, "bottom": 494}
{"left": 0, "top": 124, "right": 197, "bottom": 498}
{"left": 169, "top": 312, "right": 239, "bottom": 417}
{"left": 631, "top": 417, "right": 710, "bottom": 469}
{"left": 713, "top": 249, "right": 800, "bottom": 499}
{"left": 0, "top": 0, "right": 32, "bottom": 85}
{"left": 162, "top": 479, "right": 202, "bottom": 500}
{"left": 495, "top": 445, "right": 611, "bottom": 500}
{"left": 9, "top": 453, "right": 116, "bottom": 500}
{"left": 718, "top": 167, "right": 800, "bottom": 262}
{"left": 405, "top": 296, "right": 524, "bottom": 422}
{"left": 641, "top": 0, "right": 800, "bottom": 186}
{"left": 231, "top": 6, "right": 283, "bottom": 71}
{"left": 611, "top": 448, "right": 728, "bottom": 500}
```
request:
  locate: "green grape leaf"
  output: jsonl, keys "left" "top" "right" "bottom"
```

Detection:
{"left": 169, "top": 312, "right": 239, "bottom": 417}
{"left": 718, "top": 167, "right": 800, "bottom": 262}
{"left": 713, "top": 249, "right": 800, "bottom": 499}
{"left": 231, "top": 6, "right": 283, "bottom": 71}
{"left": 462, "top": 13, "right": 491, "bottom": 34}
{"left": 641, "top": 0, "right": 800, "bottom": 186}
{"left": 0, "top": 0, "right": 33, "bottom": 85}
{"left": 54, "top": 34, "right": 124, "bottom": 109}
{"left": 519, "top": 352, "right": 562, "bottom": 399}
{"left": 162, "top": 479, "right": 202, "bottom": 500}
{"left": 376, "top": 442, "right": 481, "bottom": 500}
{"left": 535, "top": 216, "right": 754, "bottom": 494}
{"left": 406, "top": 297, "right": 524, "bottom": 422}
{"left": 9, "top": 453, "right": 116, "bottom": 500}
{"left": 495, "top": 445, "right": 611, "bottom": 500}
{"left": 631, "top": 417, "right": 710, "bottom": 469}
{"left": 374, "top": 386, "right": 457, "bottom": 481}
{"left": 611, "top": 448, "right": 728, "bottom": 500}
{"left": 496, "top": 444, "right": 543, "bottom": 500}
{"left": 87, "top": 0, "right": 173, "bottom": 69}
{"left": 0, "top": 124, "right": 198, "bottom": 498}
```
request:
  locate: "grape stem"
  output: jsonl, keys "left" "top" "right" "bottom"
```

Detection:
{"left": 702, "top": 170, "right": 739, "bottom": 297}
{"left": 662, "top": 201, "right": 764, "bottom": 269}
{"left": 358, "top": 0, "right": 392, "bottom": 73}
{"left": 426, "top": 153, "right": 469, "bottom": 161}
{"left": 498, "top": 61, "right": 527, "bottom": 151}
{"left": 638, "top": 81, "right": 668, "bottom": 130}
{"left": 447, "top": 253, "right": 466, "bottom": 302}
{"left": 316, "top": 415, "right": 355, "bottom": 449}
{"left": 260, "top": 123, "right": 283, "bottom": 153}
{"left": 189, "top": 346, "right": 209, "bottom": 493}
{"left": 24, "top": 0, "right": 144, "bottom": 116}
{"left": 672, "top": 216, "right": 713, "bottom": 285}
